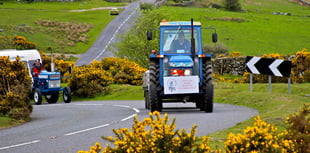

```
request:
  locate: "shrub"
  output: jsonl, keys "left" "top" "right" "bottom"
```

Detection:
{"left": 78, "top": 111, "right": 213, "bottom": 153}
{"left": 0, "top": 35, "right": 36, "bottom": 50}
{"left": 140, "top": 3, "right": 154, "bottom": 10}
{"left": 224, "top": 105, "right": 309, "bottom": 152}
{"left": 0, "top": 57, "right": 32, "bottom": 119}
{"left": 283, "top": 104, "right": 310, "bottom": 153}
{"left": 97, "top": 58, "right": 147, "bottom": 85}
{"left": 203, "top": 43, "right": 229, "bottom": 57}
{"left": 68, "top": 65, "right": 113, "bottom": 98}
{"left": 291, "top": 48, "right": 310, "bottom": 83}
{"left": 224, "top": 0, "right": 242, "bottom": 11}
{"left": 79, "top": 106, "right": 309, "bottom": 153}
{"left": 225, "top": 116, "right": 289, "bottom": 152}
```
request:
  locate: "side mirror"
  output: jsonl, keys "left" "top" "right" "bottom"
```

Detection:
{"left": 212, "top": 33, "right": 217, "bottom": 43}
{"left": 147, "top": 31, "right": 152, "bottom": 40}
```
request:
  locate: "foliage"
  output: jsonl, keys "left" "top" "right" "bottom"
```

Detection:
{"left": 203, "top": 43, "right": 229, "bottom": 57}
{"left": 68, "top": 57, "right": 146, "bottom": 97}
{"left": 223, "top": 0, "right": 242, "bottom": 11}
{"left": 112, "top": 9, "right": 168, "bottom": 68}
{"left": 68, "top": 65, "right": 113, "bottom": 98}
{"left": 0, "top": 0, "right": 123, "bottom": 54}
{"left": 78, "top": 111, "right": 213, "bottom": 153}
{"left": 0, "top": 57, "right": 32, "bottom": 120}
{"left": 283, "top": 104, "right": 310, "bottom": 153}
{"left": 225, "top": 116, "right": 295, "bottom": 153}
{"left": 34, "top": 20, "right": 93, "bottom": 51}
{"left": 291, "top": 48, "right": 310, "bottom": 83}
{"left": 40, "top": 51, "right": 74, "bottom": 82}
{"left": 0, "top": 35, "right": 36, "bottom": 50}
{"left": 140, "top": 3, "right": 154, "bottom": 10}
{"left": 79, "top": 105, "right": 309, "bottom": 153}
{"left": 98, "top": 57, "right": 147, "bottom": 85}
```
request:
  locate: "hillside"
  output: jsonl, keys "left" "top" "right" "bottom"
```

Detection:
{"left": 158, "top": 0, "right": 310, "bottom": 56}
{"left": 0, "top": 0, "right": 309, "bottom": 56}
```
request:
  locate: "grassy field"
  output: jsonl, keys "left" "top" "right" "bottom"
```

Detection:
{"left": 159, "top": 0, "right": 310, "bottom": 56}
{"left": 1, "top": 0, "right": 309, "bottom": 56}
{"left": 0, "top": 0, "right": 126, "bottom": 54}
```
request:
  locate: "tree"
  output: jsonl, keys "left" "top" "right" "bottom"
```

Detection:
{"left": 224, "top": 0, "right": 242, "bottom": 11}
{"left": 112, "top": 9, "right": 168, "bottom": 68}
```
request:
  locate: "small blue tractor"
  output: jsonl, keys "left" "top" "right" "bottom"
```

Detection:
{"left": 144, "top": 19, "right": 217, "bottom": 112}
{"left": 32, "top": 70, "right": 72, "bottom": 105}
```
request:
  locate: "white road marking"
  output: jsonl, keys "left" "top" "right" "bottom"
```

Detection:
{"left": 2, "top": 102, "right": 140, "bottom": 150}
{"left": 0, "top": 140, "right": 40, "bottom": 150}
{"left": 64, "top": 103, "right": 140, "bottom": 136}
{"left": 95, "top": 8, "right": 139, "bottom": 60}
{"left": 64, "top": 123, "right": 110, "bottom": 136}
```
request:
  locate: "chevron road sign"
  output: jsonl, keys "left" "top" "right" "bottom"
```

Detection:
{"left": 246, "top": 56, "right": 292, "bottom": 77}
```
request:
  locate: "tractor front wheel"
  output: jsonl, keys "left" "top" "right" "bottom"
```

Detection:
{"left": 205, "top": 84, "right": 214, "bottom": 113}
{"left": 63, "top": 87, "right": 72, "bottom": 103}
{"left": 33, "top": 88, "right": 42, "bottom": 105}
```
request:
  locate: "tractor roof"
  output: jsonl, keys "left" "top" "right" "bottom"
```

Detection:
{"left": 160, "top": 21, "right": 201, "bottom": 26}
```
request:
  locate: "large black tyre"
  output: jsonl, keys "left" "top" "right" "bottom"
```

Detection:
{"left": 202, "top": 59, "right": 214, "bottom": 113}
{"left": 149, "top": 60, "right": 162, "bottom": 112}
{"left": 45, "top": 93, "right": 59, "bottom": 104}
{"left": 205, "top": 84, "right": 214, "bottom": 112}
{"left": 144, "top": 88, "right": 150, "bottom": 109}
{"left": 33, "top": 88, "right": 42, "bottom": 105}
{"left": 63, "top": 87, "right": 72, "bottom": 103}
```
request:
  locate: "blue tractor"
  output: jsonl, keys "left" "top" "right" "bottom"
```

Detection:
{"left": 144, "top": 19, "right": 217, "bottom": 112}
{"left": 32, "top": 70, "right": 72, "bottom": 105}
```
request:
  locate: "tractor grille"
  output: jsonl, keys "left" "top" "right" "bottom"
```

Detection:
{"left": 49, "top": 80, "right": 61, "bottom": 88}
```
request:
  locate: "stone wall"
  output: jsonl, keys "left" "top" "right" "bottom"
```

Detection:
{"left": 212, "top": 56, "right": 246, "bottom": 75}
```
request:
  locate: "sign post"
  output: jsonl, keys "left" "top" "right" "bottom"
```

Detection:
{"left": 246, "top": 56, "right": 292, "bottom": 93}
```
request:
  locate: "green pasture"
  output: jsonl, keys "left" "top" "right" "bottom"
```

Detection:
{"left": 159, "top": 0, "right": 310, "bottom": 56}
{"left": 1, "top": 0, "right": 309, "bottom": 56}
{"left": 0, "top": 0, "right": 126, "bottom": 54}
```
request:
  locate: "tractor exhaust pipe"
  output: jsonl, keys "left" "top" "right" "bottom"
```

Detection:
{"left": 190, "top": 18, "right": 195, "bottom": 61}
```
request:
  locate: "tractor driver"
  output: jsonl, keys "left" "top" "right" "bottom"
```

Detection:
{"left": 172, "top": 31, "right": 191, "bottom": 53}
{"left": 32, "top": 59, "right": 45, "bottom": 77}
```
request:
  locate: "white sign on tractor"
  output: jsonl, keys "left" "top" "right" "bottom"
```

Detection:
{"left": 164, "top": 76, "right": 199, "bottom": 94}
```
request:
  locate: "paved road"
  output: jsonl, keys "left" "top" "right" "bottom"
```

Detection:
{"left": 0, "top": 101, "right": 258, "bottom": 153}
{"left": 75, "top": 1, "right": 141, "bottom": 66}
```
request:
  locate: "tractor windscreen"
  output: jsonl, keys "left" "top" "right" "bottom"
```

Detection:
{"left": 162, "top": 29, "right": 198, "bottom": 54}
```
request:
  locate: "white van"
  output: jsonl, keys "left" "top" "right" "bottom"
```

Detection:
{"left": 0, "top": 49, "right": 42, "bottom": 78}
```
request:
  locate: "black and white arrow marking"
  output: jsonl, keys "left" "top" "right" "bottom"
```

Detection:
{"left": 246, "top": 56, "right": 291, "bottom": 77}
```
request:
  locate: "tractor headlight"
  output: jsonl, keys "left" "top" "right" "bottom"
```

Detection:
{"left": 184, "top": 69, "right": 192, "bottom": 76}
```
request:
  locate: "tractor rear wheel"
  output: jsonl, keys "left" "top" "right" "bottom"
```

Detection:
{"left": 33, "top": 88, "right": 42, "bottom": 105}
{"left": 63, "top": 87, "right": 72, "bottom": 103}
{"left": 144, "top": 88, "right": 150, "bottom": 109}
{"left": 149, "top": 60, "right": 161, "bottom": 112}
{"left": 45, "top": 93, "right": 59, "bottom": 104}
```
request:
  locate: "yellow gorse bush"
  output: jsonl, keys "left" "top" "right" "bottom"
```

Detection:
{"left": 79, "top": 105, "right": 309, "bottom": 153}
{"left": 225, "top": 116, "right": 298, "bottom": 153}
{"left": 0, "top": 56, "right": 32, "bottom": 119}
{"left": 79, "top": 111, "right": 212, "bottom": 153}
